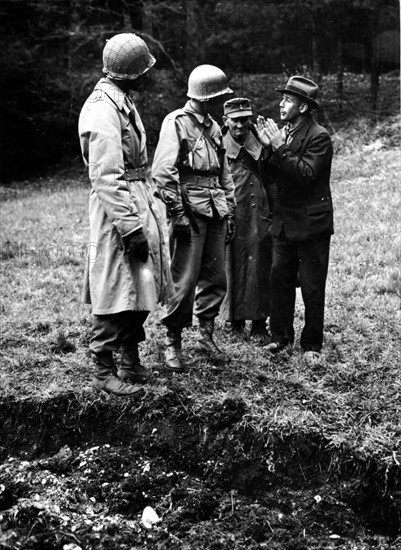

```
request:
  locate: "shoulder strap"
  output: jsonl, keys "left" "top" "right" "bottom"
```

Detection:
{"left": 184, "top": 111, "right": 221, "bottom": 151}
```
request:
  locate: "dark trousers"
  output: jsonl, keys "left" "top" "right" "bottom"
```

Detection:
{"left": 90, "top": 311, "right": 149, "bottom": 356}
{"left": 162, "top": 215, "right": 227, "bottom": 330}
{"left": 270, "top": 235, "right": 331, "bottom": 352}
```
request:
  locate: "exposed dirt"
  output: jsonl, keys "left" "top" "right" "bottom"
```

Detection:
{"left": 0, "top": 390, "right": 400, "bottom": 549}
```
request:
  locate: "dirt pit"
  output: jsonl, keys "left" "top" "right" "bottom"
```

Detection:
{"left": 0, "top": 391, "right": 400, "bottom": 549}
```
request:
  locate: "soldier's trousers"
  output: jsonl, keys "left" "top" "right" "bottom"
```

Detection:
{"left": 90, "top": 311, "right": 149, "bottom": 355}
{"left": 162, "top": 215, "right": 227, "bottom": 330}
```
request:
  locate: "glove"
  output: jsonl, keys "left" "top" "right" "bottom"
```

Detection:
{"left": 124, "top": 228, "right": 149, "bottom": 262}
{"left": 171, "top": 212, "right": 191, "bottom": 242}
{"left": 225, "top": 217, "right": 236, "bottom": 245}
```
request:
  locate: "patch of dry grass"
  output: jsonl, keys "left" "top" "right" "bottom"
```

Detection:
{"left": 1, "top": 118, "right": 400, "bottom": 470}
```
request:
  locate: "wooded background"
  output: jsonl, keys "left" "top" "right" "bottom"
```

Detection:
{"left": 0, "top": 0, "right": 399, "bottom": 181}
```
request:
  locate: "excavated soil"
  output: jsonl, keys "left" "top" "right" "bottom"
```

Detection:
{"left": 0, "top": 390, "right": 400, "bottom": 549}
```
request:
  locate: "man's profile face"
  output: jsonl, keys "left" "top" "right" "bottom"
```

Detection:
{"left": 224, "top": 115, "right": 251, "bottom": 143}
{"left": 279, "top": 93, "right": 304, "bottom": 123}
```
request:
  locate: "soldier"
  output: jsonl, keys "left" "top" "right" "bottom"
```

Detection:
{"left": 152, "top": 65, "right": 236, "bottom": 373}
{"left": 78, "top": 33, "right": 171, "bottom": 396}
{"left": 220, "top": 97, "right": 274, "bottom": 343}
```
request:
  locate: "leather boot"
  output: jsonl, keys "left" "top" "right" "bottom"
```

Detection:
{"left": 250, "top": 319, "right": 270, "bottom": 345}
{"left": 196, "top": 319, "right": 229, "bottom": 363}
{"left": 92, "top": 352, "right": 144, "bottom": 397}
{"left": 117, "top": 343, "right": 150, "bottom": 384}
{"left": 164, "top": 328, "right": 185, "bottom": 373}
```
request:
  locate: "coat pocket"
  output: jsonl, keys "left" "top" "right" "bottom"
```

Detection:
{"left": 305, "top": 200, "right": 331, "bottom": 216}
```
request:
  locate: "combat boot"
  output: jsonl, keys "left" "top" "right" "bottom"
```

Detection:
{"left": 117, "top": 343, "right": 150, "bottom": 384}
{"left": 164, "top": 328, "right": 185, "bottom": 373}
{"left": 92, "top": 352, "right": 144, "bottom": 397}
{"left": 196, "top": 319, "right": 229, "bottom": 363}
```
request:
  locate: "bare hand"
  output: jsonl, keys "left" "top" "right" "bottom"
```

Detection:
{"left": 255, "top": 115, "right": 271, "bottom": 148}
{"left": 263, "top": 118, "right": 285, "bottom": 150}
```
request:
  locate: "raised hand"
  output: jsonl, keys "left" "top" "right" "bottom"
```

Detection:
{"left": 255, "top": 115, "right": 271, "bottom": 148}
{"left": 264, "top": 118, "right": 285, "bottom": 150}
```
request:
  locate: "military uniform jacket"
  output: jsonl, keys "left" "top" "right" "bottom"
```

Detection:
{"left": 152, "top": 101, "right": 235, "bottom": 219}
{"left": 267, "top": 115, "right": 334, "bottom": 241}
{"left": 78, "top": 78, "right": 171, "bottom": 314}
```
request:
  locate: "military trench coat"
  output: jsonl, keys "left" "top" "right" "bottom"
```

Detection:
{"left": 220, "top": 129, "right": 273, "bottom": 322}
{"left": 78, "top": 78, "right": 171, "bottom": 315}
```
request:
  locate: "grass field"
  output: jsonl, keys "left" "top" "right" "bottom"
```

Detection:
{"left": 1, "top": 115, "right": 400, "bottom": 461}
{"left": 0, "top": 114, "right": 400, "bottom": 548}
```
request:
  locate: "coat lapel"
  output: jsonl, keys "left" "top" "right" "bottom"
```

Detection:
{"left": 288, "top": 116, "right": 314, "bottom": 154}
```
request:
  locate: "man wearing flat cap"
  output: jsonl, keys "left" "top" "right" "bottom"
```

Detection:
{"left": 220, "top": 97, "right": 274, "bottom": 342}
{"left": 257, "top": 76, "right": 334, "bottom": 366}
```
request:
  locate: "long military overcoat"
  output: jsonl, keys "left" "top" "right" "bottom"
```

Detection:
{"left": 78, "top": 78, "right": 171, "bottom": 315}
{"left": 220, "top": 130, "right": 273, "bottom": 322}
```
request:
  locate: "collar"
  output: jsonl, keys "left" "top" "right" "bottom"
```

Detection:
{"left": 285, "top": 115, "right": 310, "bottom": 137}
{"left": 224, "top": 128, "right": 262, "bottom": 160}
{"left": 95, "top": 78, "right": 127, "bottom": 110}
{"left": 183, "top": 100, "right": 213, "bottom": 128}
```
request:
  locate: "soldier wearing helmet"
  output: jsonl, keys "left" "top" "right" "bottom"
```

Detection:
{"left": 78, "top": 33, "right": 171, "bottom": 397}
{"left": 152, "top": 64, "right": 236, "bottom": 373}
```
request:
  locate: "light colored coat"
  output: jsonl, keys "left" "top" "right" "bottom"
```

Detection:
{"left": 78, "top": 78, "right": 171, "bottom": 315}
{"left": 152, "top": 101, "right": 235, "bottom": 219}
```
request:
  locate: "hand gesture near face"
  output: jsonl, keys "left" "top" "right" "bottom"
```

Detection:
{"left": 256, "top": 115, "right": 285, "bottom": 150}
{"left": 256, "top": 115, "right": 271, "bottom": 148}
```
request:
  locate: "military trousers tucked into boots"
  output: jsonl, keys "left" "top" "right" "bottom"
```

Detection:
{"left": 90, "top": 311, "right": 149, "bottom": 396}
{"left": 90, "top": 311, "right": 149, "bottom": 356}
{"left": 162, "top": 215, "right": 227, "bottom": 329}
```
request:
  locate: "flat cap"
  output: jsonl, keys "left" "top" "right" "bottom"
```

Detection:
{"left": 224, "top": 97, "right": 252, "bottom": 118}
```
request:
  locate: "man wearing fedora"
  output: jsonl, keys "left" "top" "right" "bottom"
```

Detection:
{"left": 257, "top": 76, "right": 334, "bottom": 366}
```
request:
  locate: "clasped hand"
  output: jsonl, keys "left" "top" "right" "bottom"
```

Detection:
{"left": 256, "top": 115, "right": 285, "bottom": 150}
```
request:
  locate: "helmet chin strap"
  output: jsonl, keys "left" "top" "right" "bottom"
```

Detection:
{"left": 189, "top": 99, "right": 208, "bottom": 116}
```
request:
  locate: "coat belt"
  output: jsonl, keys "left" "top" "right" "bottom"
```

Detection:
{"left": 124, "top": 167, "right": 146, "bottom": 180}
{"left": 181, "top": 175, "right": 220, "bottom": 189}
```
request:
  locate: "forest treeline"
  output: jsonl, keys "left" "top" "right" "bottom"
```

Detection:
{"left": 0, "top": 0, "right": 399, "bottom": 181}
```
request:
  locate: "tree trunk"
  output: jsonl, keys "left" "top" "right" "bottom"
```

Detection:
{"left": 368, "top": 5, "right": 380, "bottom": 114}
{"left": 336, "top": 34, "right": 344, "bottom": 110}
{"left": 185, "top": 0, "right": 205, "bottom": 66}
{"left": 142, "top": 1, "right": 153, "bottom": 36}
{"left": 311, "top": 14, "right": 320, "bottom": 75}
{"left": 370, "top": 39, "right": 379, "bottom": 113}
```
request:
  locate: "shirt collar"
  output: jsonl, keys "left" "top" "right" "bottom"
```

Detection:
{"left": 224, "top": 128, "right": 262, "bottom": 160}
{"left": 285, "top": 116, "right": 308, "bottom": 137}
{"left": 183, "top": 100, "right": 213, "bottom": 127}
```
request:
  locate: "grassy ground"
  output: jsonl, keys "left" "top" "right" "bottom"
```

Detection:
{"left": 1, "top": 116, "right": 400, "bottom": 464}
{"left": 0, "top": 119, "right": 401, "bottom": 440}
{"left": 1, "top": 115, "right": 400, "bottom": 549}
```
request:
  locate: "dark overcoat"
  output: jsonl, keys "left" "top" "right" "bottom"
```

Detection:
{"left": 267, "top": 114, "right": 334, "bottom": 241}
{"left": 220, "top": 129, "right": 273, "bottom": 322}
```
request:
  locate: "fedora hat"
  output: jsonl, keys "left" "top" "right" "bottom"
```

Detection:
{"left": 275, "top": 76, "right": 320, "bottom": 109}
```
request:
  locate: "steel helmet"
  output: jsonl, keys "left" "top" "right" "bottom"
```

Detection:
{"left": 102, "top": 33, "right": 156, "bottom": 80}
{"left": 187, "top": 64, "right": 233, "bottom": 101}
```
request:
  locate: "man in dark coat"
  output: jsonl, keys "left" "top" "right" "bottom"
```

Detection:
{"left": 257, "top": 76, "right": 334, "bottom": 365}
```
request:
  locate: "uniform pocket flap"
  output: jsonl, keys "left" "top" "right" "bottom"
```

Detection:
{"left": 305, "top": 201, "right": 331, "bottom": 215}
